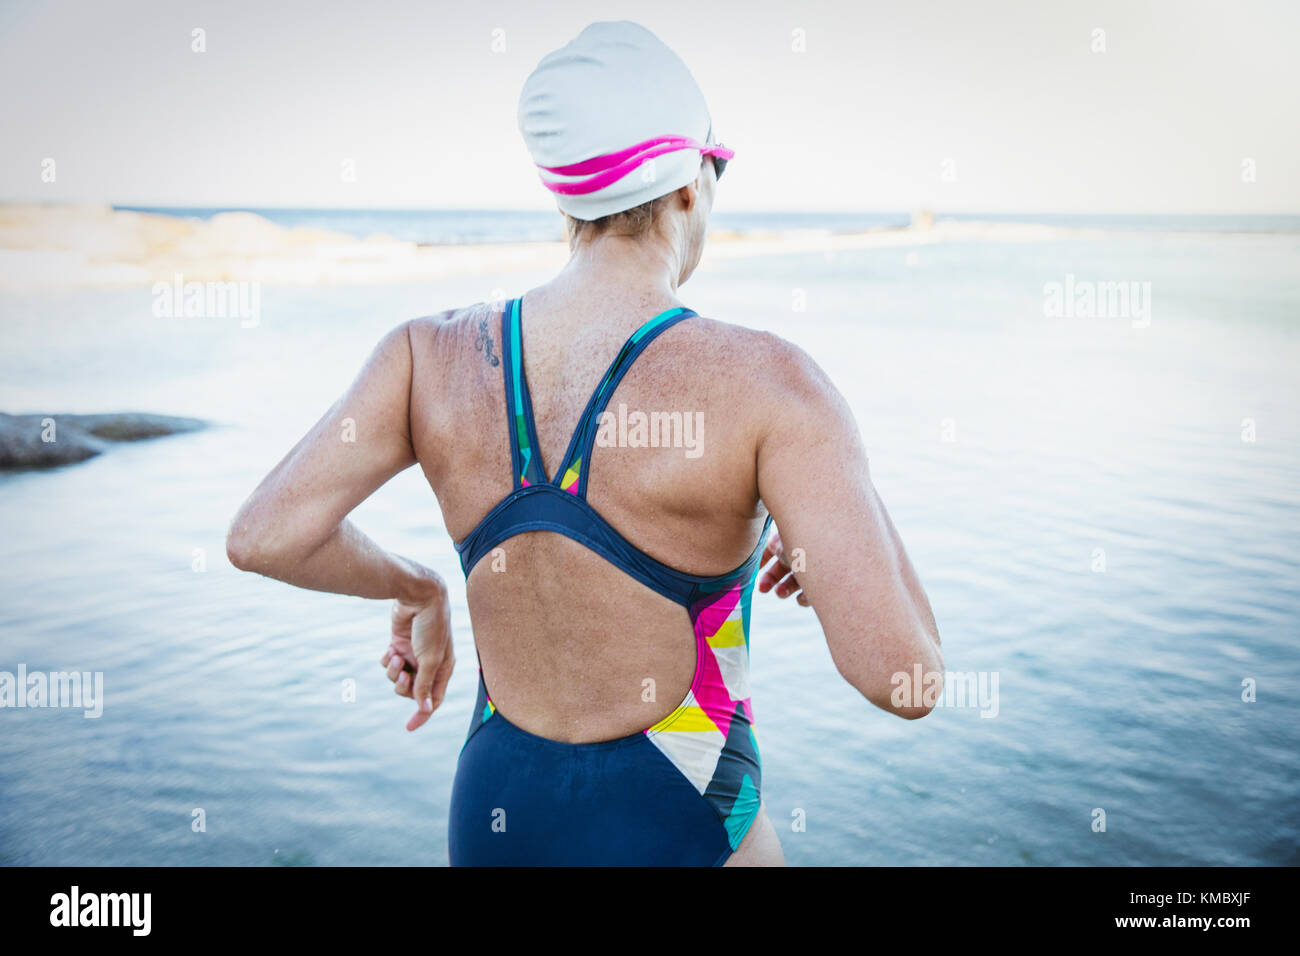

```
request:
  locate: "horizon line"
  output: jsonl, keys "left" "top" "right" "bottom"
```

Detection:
{"left": 4, "top": 201, "right": 1300, "bottom": 218}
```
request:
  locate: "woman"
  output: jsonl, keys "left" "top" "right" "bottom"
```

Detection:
{"left": 226, "top": 20, "right": 942, "bottom": 866}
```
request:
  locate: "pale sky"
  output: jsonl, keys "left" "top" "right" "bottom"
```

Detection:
{"left": 1, "top": 0, "right": 1296, "bottom": 213}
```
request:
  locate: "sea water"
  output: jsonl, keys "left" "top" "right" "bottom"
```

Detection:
{"left": 0, "top": 215, "right": 1296, "bottom": 865}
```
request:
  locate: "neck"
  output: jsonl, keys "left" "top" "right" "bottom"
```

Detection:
{"left": 558, "top": 228, "right": 683, "bottom": 300}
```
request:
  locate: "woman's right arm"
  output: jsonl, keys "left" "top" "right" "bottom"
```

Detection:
{"left": 754, "top": 334, "right": 943, "bottom": 718}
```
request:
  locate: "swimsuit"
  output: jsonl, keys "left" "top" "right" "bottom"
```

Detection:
{"left": 448, "top": 297, "right": 772, "bottom": 866}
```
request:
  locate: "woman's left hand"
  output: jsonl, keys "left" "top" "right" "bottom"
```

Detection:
{"left": 757, "top": 528, "right": 811, "bottom": 607}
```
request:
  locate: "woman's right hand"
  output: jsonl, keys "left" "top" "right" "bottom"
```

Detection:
{"left": 382, "top": 577, "right": 454, "bottom": 731}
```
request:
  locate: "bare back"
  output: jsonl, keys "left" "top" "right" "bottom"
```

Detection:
{"left": 409, "top": 288, "right": 770, "bottom": 744}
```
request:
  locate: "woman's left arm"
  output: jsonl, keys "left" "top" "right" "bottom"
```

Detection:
{"left": 226, "top": 320, "right": 452, "bottom": 728}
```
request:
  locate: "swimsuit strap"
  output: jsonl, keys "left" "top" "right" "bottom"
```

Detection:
{"left": 458, "top": 296, "right": 765, "bottom": 605}
{"left": 501, "top": 298, "right": 547, "bottom": 488}
{"left": 550, "top": 304, "right": 696, "bottom": 497}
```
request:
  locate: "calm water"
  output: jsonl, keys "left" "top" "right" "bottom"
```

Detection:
{"left": 115, "top": 206, "right": 1300, "bottom": 245}
{"left": 116, "top": 206, "right": 918, "bottom": 244}
{"left": 1, "top": 220, "right": 1298, "bottom": 865}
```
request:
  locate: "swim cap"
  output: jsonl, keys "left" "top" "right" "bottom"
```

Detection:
{"left": 518, "top": 21, "right": 730, "bottom": 221}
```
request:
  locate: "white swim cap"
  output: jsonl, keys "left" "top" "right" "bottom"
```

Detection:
{"left": 518, "top": 21, "right": 732, "bottom": 221}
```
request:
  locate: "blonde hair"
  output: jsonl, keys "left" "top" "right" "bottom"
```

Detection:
{"left": 563, "top": 194, "right": 670, "bottom": 247}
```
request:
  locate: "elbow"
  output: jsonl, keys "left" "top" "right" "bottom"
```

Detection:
{"left": 895, "top": 638, "right": 943, "bottom": 720}
{"left": 225, "top": 519, "right": 258, "bottom": 572}
{"left": 894, "top": 694, "right": 937, "bottom": 720}
{"left": 226, "top": 511, "right": 279, "bottom": 573}
{"left": 842, "top": 630, "right": 944, "bottom": 720}
{"left": 884, "top": 676, "right": 939, "bottom": 720}
{"left": 226, "top": 507, "right": 324, "bottom": 575}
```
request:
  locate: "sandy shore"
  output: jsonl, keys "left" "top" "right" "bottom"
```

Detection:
{"left": 0, "top": 204, "right": 1108, "bottom": 288}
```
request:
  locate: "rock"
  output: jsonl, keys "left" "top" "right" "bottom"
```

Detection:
{"left": 68, "top": 413, "right": 206, "bottom": 442}
{"left": 0, "top": 412, "right": 206, "bottom": 470}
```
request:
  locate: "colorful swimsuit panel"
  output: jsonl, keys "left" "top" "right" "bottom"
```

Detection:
{"left": 449, "top": 297, "right": 772, "bottom": 866}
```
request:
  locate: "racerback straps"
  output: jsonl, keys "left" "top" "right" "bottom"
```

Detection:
{"left": 501, "top": 297, "right": 696, "bottom": 497}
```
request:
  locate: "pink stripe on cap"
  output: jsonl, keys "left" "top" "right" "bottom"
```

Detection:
{"left": 538, "top": 135, "right": 734, "bottom": 196}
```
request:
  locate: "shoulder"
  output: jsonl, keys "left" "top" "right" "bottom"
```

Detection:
{"left": 404, "top": 303, "right": 483, "bottom": 349}
{"left": 401, "top": 303, "right": 506, "bottom": 462}
{"left": 399, "top": 301, "right": 508, "bottom": 372}
{"left": 355, "top": 309, "right": 467, "bottom": 382}
{"left": 684, "top": 315, "right": 842, "bottom": 406}
{"left": 687, "top": 316, "right": 860, "bottom": 465}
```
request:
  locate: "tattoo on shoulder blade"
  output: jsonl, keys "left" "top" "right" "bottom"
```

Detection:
{"left": 475, "top": 312, "right": 500, "bottom": 367}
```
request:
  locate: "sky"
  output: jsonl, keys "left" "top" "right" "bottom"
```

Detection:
{"left": 1, "top": 0, "right": 1296, "bottom": 214}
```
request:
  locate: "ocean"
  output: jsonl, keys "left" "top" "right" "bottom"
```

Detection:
{"left": 1, "top": 210, "right": 1297, "bottom": 865}
{"left": 115, "top": 206, "right": 1300, "bottom": 245}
